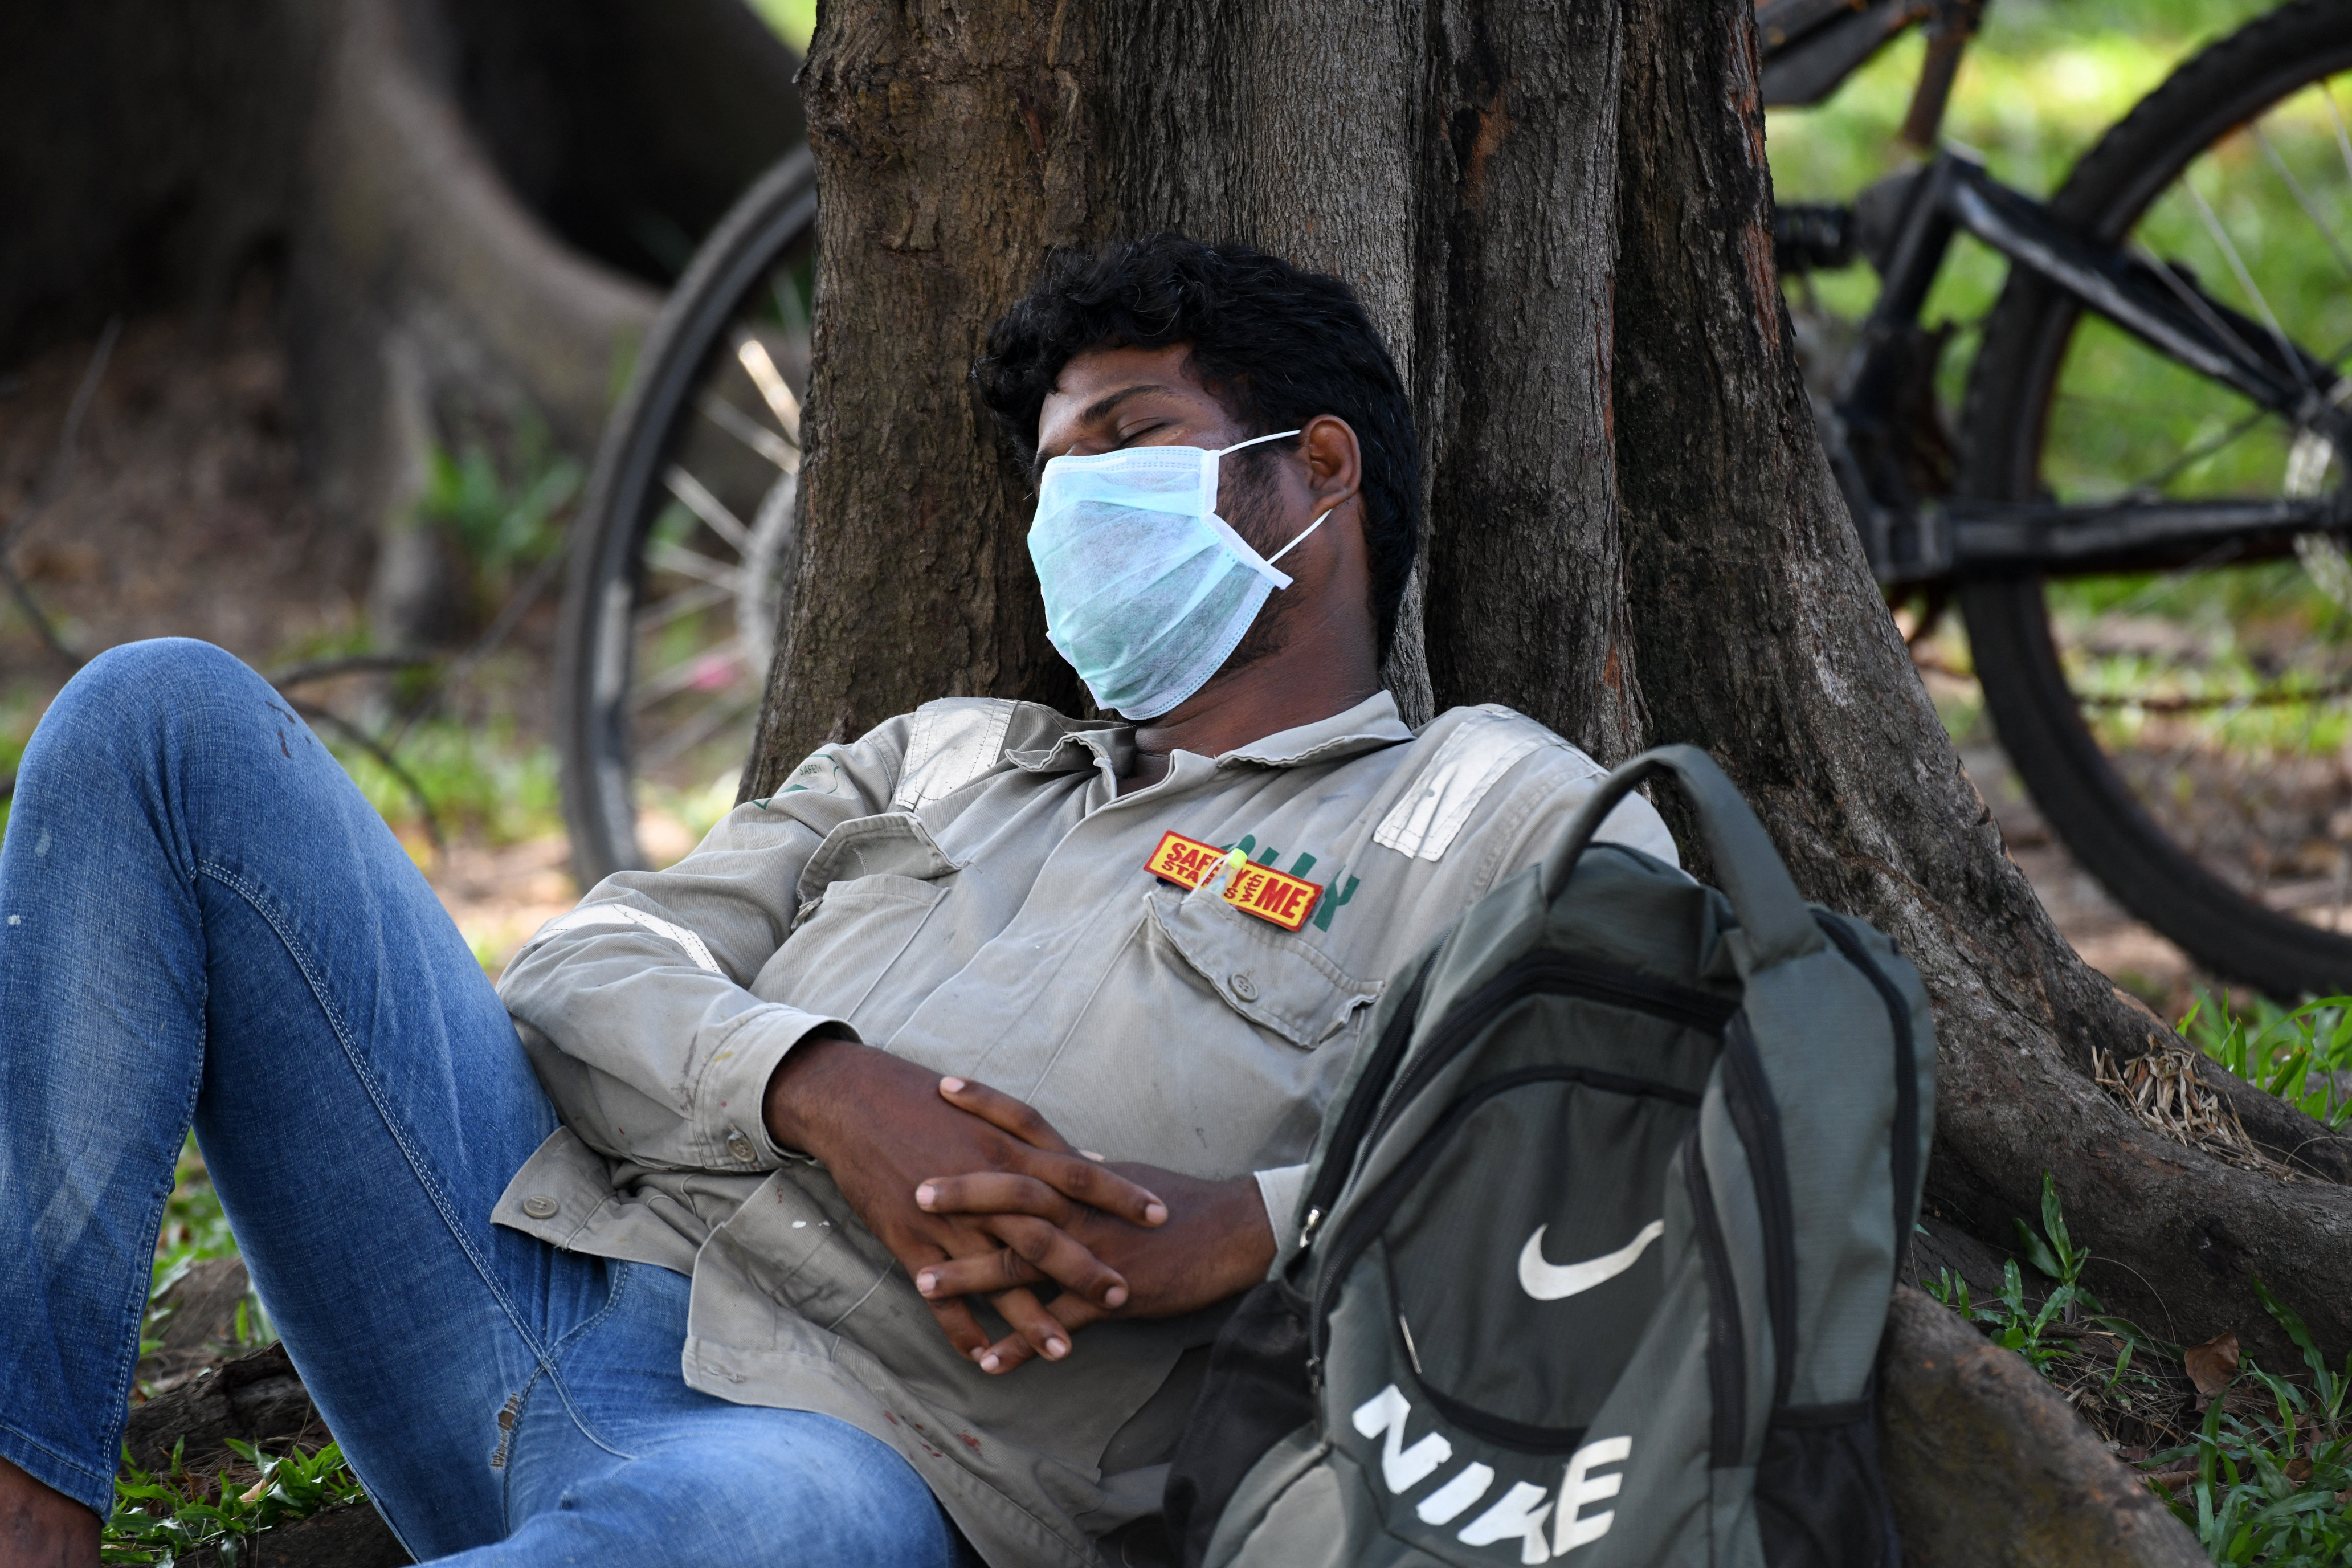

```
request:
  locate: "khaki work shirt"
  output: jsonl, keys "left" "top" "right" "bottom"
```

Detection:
{"left": 492, "top": 691, "right": 1673, "bottom": 1567}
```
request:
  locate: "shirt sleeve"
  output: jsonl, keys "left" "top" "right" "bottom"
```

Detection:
{"left": 495, "top": 717, "right": 915, "bottom": 1174}
{"left": 1489, "top": 745, "right": 1682, "bottom": 883}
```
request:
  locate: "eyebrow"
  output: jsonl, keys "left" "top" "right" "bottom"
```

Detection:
{"left": 1031, "top": 383, "right": 1171, "bottom": 479}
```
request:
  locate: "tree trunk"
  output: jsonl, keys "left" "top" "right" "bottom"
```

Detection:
{"left": 759, "top": 0, "right": 2352, "bottom": 1369}
{"left": 1, "top": 0, "right": 801, "bottom": 646}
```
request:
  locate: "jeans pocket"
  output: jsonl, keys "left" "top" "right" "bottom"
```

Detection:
{"left": 1753, "top": 1399, "right": 1899, "bottom": 1568}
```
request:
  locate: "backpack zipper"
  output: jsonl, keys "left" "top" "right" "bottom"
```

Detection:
{"left": 1349, "top": 954, "right": 1732, "bottom": 1191}
{"left": 1684, "top": 1135, "right": 1749, "bottom": 1468}
{"left": 1721, "top": 1012, "right": 1798, "bottom": 1411}
{"left": 1297, "top": 953, "right": 1436, "bottom": 1250}
{"left": 1305, "top": 1064, "right": 1701, "bottom": 1390}
{"left": 1301, "top": 955, "right": 1730, "bottom": 1253}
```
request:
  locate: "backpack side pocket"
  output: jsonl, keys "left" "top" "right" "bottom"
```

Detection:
{"left": 1167, "top": 1278, "right": 1317, "bottom": 1568}
{"left": 1752, "top": 1395, "right": 1898, "bottom": 1568}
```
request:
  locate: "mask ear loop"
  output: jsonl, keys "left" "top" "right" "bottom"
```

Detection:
{"left": 1264, "top": 500, "right": 1342, "bottom": 569}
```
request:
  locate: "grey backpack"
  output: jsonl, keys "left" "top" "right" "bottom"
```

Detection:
{"left": 1163, "top": 746, "right": 1935, "bottom": 1567}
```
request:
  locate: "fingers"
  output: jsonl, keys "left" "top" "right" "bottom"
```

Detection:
{"left": 922, "top": 1292, "right": 992, "bottom": 1362}
{"left": 915, "top": 1171, "right": 1073, "bottom": 1223}
{"left": 937, "top": 1075, "right": 1072, "bottom": 1151}
{"left": 935, "top": 1077, "right": 1169, "bottom": 1226}
{"left": 975, "top": 1287, "right": 1073, "bottom": 1372}
{"left": 1023, "top": 1151, "right": 1170, "bottom": 1227}
{"left": 975, "top": 1292, "right": 1110, "bottom": 1375}
{"left": 915, "top": 1215, "right": 1129, "bottom": 1309}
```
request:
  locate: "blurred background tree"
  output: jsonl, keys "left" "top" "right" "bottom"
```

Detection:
{"left": 0, "top": 0, "right": 808, "bottom": 644}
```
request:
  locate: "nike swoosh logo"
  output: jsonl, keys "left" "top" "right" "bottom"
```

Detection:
{"left": 1517, "top": 1219, "right": 1667, "bottom": 1301}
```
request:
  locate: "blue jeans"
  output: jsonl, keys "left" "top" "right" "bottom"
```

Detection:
{"left": 0, "top": 640, "right": 962, "bottom": 1566}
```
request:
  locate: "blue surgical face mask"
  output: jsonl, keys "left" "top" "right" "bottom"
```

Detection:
{"left": 1028, "top": 430, "right": 1337, "bottom": 720}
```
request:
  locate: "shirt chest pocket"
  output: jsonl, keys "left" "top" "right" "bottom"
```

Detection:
{"left": 1146, "top": 881, "right": 1383, "bottom": 1050}
{"left": 756, "top": 814, "right": 962, "bottom": 1021}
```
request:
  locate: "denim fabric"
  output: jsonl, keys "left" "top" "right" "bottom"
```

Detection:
{"left": 0, "top": 639, "right": 957, "bottom": 1567}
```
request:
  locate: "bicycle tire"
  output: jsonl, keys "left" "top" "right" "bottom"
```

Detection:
{"left": 1958, "top": 0, "right": 2352, "bottom": 997}
{"left": 557, "top": 148, "right": 818, "bottom": 887}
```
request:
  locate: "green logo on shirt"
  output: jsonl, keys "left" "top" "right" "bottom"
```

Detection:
{"left": 1226, "top": 835, "right": 1360, "bottom": 932}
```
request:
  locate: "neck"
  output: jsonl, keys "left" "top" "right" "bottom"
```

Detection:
{"left": 1119, "top": 634, "right": 1383, "bottom": 794}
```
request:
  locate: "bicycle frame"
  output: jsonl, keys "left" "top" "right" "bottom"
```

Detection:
{"left": 1761, "top": 0, "right": 2352, "bottom": 587}
{"left": 1824, "top": 153, "right": 2351, "bottom": 585}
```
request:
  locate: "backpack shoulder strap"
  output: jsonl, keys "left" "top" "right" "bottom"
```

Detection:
{"left": 1541, "top": 745, "right": 1821, "bottom": 967}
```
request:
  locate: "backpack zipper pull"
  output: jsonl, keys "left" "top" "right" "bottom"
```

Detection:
{"left": 1299, "top": 1206, "right": 1324, "bottom": 1248}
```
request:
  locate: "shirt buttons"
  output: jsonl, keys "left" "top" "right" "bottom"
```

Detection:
{"left": 1231, "top": 971, "right": 1259, "bottom": 1002}
{"left": 521, "top": 1195, "right": 559, "bottom": 1220}
{"left": 726, "top": 1130, "right": 757, "bottom": 1163}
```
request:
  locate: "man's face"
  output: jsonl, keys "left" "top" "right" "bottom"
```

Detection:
{"left": 1032, "top": 344, "right": 1248, "bottom": 470}
{"left": 1031, "top": 342, "right": 1297, "bottom": 569}
{"left": 1030, "top": 343, "right": 1369, "bottom": 696}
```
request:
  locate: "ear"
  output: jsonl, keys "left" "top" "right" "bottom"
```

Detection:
{"left": 1300, "top": 414, "right": 1362, "bottom": 517}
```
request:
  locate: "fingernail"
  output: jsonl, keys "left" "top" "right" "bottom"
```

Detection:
{"left": 916, "top": 1183, "right": 937, "bottom": 1208}
{"left": 967, "top": 1345, "right": 986, "bottom": 1362}
{"left": 1080, "top": 1149, "right": 1107, "bottom": 1161}
{"left": 1045, "top": 1338, "right": 1068, "bottom": 1359}
{"left": 1105, "top": 1285, "right": 1128, "bottom": 1308}
{"left": 916, "top": 1271, "right": 937, "bottom": 1296}
{"left": 941, "top": 1076, "right": 966, "bottom": 1093}
{"left": 1144, "top": 1201, "right": 1169, "bottom": 1225}
{"left": 980, "top": 1352, "right": 1001, "bottom": 1373}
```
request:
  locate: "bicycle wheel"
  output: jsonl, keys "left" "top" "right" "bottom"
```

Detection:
{"left": 557, "top": 149, "right": 816, "bottom": 885}
{"left": 1958, "top": 0, "right": 2352, "bottom": 997}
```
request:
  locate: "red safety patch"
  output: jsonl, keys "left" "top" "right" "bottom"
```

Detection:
{"left": 1145, "top": 830, "right": 1322, "bottom": 932}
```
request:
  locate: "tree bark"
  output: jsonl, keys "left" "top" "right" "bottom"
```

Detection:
{"left": 1876, "top": 1285, "right": 2203, "bottom": 1567}
{"left": 753, "top": 0, "right": 2352, "bottom": 1368}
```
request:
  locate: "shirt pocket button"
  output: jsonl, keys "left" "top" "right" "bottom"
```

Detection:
{"left": 522, "top": 1195, "right": 559, "bottom": 1219}
{"left": 1231, "top": 971, "right": 1260, "bottom": 1002}
{"left": 726, "top": 1131, "right": 757, "bottom": 1162}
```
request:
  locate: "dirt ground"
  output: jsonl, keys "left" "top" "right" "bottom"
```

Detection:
{"left": 0, "top": 309, "right": 2210, "bottom": 992}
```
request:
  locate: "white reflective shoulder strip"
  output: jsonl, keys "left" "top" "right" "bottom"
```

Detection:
{"left": 889, "top": 701, "right": 1017, "bottom": 811}
{"left": 1373, "top": 705, "right": 1569, "bottom": 862}
{"left": 531, "top": 905, "right": 724, "bottom": 976}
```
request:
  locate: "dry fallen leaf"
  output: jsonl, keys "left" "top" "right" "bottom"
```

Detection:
{"left": 239, "top": 1476, "right": 271, "bottom": 1504}
{"left": 2285, "top": 1456, "right": 2315, "bottom": 1484}
{"left": 2184, "top": 1330, "right": 2241, "bottom": 1407}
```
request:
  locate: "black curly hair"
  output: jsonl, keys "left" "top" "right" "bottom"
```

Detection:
{"left": 976, "top": 235, "right": 1418, "bottom": 658}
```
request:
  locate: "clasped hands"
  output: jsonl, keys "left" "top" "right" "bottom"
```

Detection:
{"left": 762, "top": 1036, "right": 1276, "bottom": 1374}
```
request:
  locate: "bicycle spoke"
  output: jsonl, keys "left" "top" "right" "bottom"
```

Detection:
{"left": 634, "top": 581, "right": 732, "bottom": 634}
{"left": 736, "top": 334, "right": 802, "bottom": 443}
{"left": 647, "top": 541, "right": 746, "bottom": 591}
{"left": 632, "top": 635, "right": 747, "bottom": 710}
{"left": 2324, "top": 80, "right": 2352, "bottom": 194}
{"left": 697, "top": 393, "right": 799, "bottom": 472}
{"left": 2257, "top": 124, "right": 2352, "bottom": 287}
{"left": 637, "top": 692, "right": 760, "bottom": 775}
{"left": 2180, "top": 168, "right": 2316, "bottom": 397}
{"left": 661, "top": 466, "right": 753, "bottom": 556}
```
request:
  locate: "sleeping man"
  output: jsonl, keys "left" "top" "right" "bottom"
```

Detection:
{"left": 0, "top": 235, "right": 1671, "bottom": 1568}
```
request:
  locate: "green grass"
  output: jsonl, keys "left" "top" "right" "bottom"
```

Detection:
{"left": 108, "top": 1439, "right": 369, "bottom": 1567}
{"left": 326, "top": 717, "right": 562, "bottom": 850}
{"left": 2180, "top": 991, "right": 2352, "bottom": 1129}
{"left": 1934, "top": 1172, "right": 2352, "bottom": 1561}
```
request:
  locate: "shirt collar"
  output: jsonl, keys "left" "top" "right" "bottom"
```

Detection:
{"left": 1005, "top": 690, "right": 1412, "bottom": 779}
{"left": 1214, "top": 690, "right": 1413, "bottom": 768}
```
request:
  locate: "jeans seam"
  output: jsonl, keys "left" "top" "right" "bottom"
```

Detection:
{"left": 191, "top": 859, "right": 561, "bottom": 1378}
{"left": 538, "top": 1263, "right": 639, "bottom": 1463}
{"left": 0, "top": 1422, "right": 115, "bottom": 1502}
